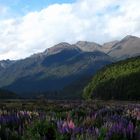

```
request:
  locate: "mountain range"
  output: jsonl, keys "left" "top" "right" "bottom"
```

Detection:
{"left": 0, "top": 35, "right": 140, "bottom": 99}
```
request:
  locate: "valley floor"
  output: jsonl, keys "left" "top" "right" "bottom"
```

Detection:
{"left": 0, "top": 100, "right": 140, "bottom": 140}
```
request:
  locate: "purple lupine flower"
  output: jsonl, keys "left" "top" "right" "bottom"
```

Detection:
{"left": 127, "top": 121, "right": 134, "bottom": 139}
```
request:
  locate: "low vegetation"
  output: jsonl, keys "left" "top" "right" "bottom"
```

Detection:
{"left": 0, "top": 100, "right": 140, "bottom": 140}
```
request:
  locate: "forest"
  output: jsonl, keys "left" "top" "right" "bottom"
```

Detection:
{"left": 83, "top": 56, "right": 140, "bottom": 100}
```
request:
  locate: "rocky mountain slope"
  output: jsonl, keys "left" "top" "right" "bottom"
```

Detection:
{"left": 0, "top": 43, "right": 112, "bottom": 98}
{"left": 107, "top": 35, "right": 140, "bottom": 60}
{"left": 0, "top": 35, "right": 140, "bottom": 98}
{"left": 0, "top": 60, "right": 15, "bottom": 70}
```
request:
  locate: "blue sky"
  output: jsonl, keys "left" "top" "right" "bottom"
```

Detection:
{"left": 0, "top": 0, "right": 140, "bottom": 60}
{"left": 0, "top": 0, "right": 75, "bottom": 16}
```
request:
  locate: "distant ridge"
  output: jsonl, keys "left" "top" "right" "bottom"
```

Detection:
{"left": 107, "top": 35, "right": 140, "bottom": 60}
{"left": 0, "top": 35, "right": 140, "bottom": 99}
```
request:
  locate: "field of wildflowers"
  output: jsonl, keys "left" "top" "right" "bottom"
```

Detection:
{"left": 0, "top": 100, "right": 140, "bottom": 140}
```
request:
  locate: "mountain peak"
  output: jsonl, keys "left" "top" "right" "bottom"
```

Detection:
{"left": 54, "top": 42, "right": 71, "bottom": 47}
{"left": 0, "top": 59, "right": 15, "bottom": 69}
{"left": 76, "top": 41, "right": 101, "bottom": 46}
{"left": 76, "top": 41, "right": 91, "bottom": 44}
{"left": 48, "top": 42, "right": 71, "bottom": 50}
{"left": 44, "top": 42, "right": 75, "bottom": 56}
{"left": 122, "top": 35, "right": 139, "bottom": 41}
{"left": 75, "top": 41, "right": 102, "bottom": 52}
{"left": 108, "top": 35, "right": 140, "bottom": 60}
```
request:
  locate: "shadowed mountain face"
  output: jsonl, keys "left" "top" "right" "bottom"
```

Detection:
{"left": 0, "top": 60, "right": 15, "bottom": 70}
{"left": 0, "top": 42, "right": 112, "bottom": 98}
{"left": 0, "top": 88, "right": 18, "bottom": 99}
{"left": 0, "top": 35, "right": 140, "bottom": 98}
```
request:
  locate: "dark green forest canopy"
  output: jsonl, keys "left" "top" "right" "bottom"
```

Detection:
{"left": 83, "top": 56, "right": 140, "bottom": 100}
{"left": 0, "top": 89, "right": 18, "bottom": 99}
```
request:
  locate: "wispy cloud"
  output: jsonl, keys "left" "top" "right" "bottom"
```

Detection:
{"left": 0, "top": 0, "right": 140, "bottom": 60}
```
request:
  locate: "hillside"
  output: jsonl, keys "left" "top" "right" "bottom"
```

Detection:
{"left": 0, "top": 35, "right": 140, "bottom": 99}
{"left": 0, "top": 60, "right": 15, "bottom": 70}
{"left": 0, "top": 89, "right": 18, "bottom": 99}
{"left": 83, "top": 56, "right": 140, "bottom": 100}
{"left": 0, "top": 45, "right": 112, "bottom": 98}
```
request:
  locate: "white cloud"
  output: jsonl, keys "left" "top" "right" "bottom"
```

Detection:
{"left": 0, "top": 0, "right": 140, "bottom": 60}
